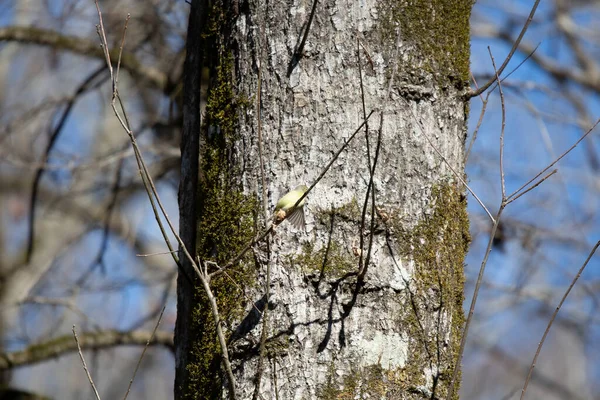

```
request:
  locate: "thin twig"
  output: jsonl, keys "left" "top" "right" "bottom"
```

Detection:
{"left": 94, "top": 4, "right": 178, "bottom": 264}
{"left": 447, "top": 204, "right": 504, "bottom": 400}
{"left": 123, "top": 306, "right": 166, "bottom": 400}
{"left": 507, "top": 169, "right": 557, "bottom": 205}
{"left": 289, "top": 110, "right": 375, "bottom": 211}
{"left": 115, "top": 14, "right": 131, "bottom": 89}
{"left": 507, "top": 118, "right": 600, "bottom": 202}
{"left": 449, "top": 118, "right": 599, "bottom": 399}
{"left": 465, "top": 94, "right": 490, "bottom": 165}
{"left": 449, "top": 56, "right": 509, "bottom": 395}
{"left": 520, "top": 241, "right": 600, "bottom": 400}
{"left": 473, "top": 42, "right": 541, "bottom": 101}
{"left": 468, "top": 42, "right": 540, "bottom": 164}
{"left": 136, "top": 250, "right": 179, "bottom": 257}
{"left": 357, "top": 36, "right": 371, "bottom": 274}
{"left": 94, "top": 1, "right": 204, "bottom": 281}
{"left": 496, "top": 42, "right": 541, "bottom": 86}
{"left": 108, "top": 44, "right": 177, "bottom": 268}
{"left": 489, "top": 48, "right": 507, "bottom": 199}
{"left": 358, "top": 113, "right": 383, "bottom": 281}
{"left": 467, "top": 0, "right": 541, "bottom": 98}
{"left": 464, "top": 71, "right": 488, "bottom": 164}
{"left": 211, "top": 110, "right": 375, "bottom": 278}
{"left": 400, "top": 98, "right": 495, "bottom": 224}
{"left": 357, "top": 36, "right": 371, "bottom": 167}
{"left": 197, "top": 262, "right": 238, "bottom": 399}
{"left": 73, "top": 325, "right": 102, "bottom": 400}
{"left": 94, "top": 3, "right": 112, "bottom": 84}
{"left": 357, "top": 34, "right": 375, "bottom": 71}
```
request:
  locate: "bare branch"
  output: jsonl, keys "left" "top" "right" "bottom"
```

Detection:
{"left": 115, "top": 14, "right": 132, "bottom": 90}
{"left": 508, "top": 118, "right": 600, "bottom": 202}
{"left": 288, "top": 111, "right": 375, "bottom": 213}
{"left": 520, "top": 241, "right": 600, "bottom": 400}
{"left": 488, "top": 48, "right": 507, "bottom": 199}
{"left": 472, "top": 24, "right": 600, "bottom": 92}
{"left": 94, "top": 0, "right": 190, "bottom": 277}
{"left": 0, "top": 26, "right": 168, "bottom": 91}
{"left": 464, "top": 73, "right": 490, "bottom": 165}
{"left": 26, "top": 66, "right": 106, "bottom": 263}
{"left": 0, "top": 329, "right": 174, "bottom": 370}
{"left": 467, "top": 0, "right": 541, "bottom": 98}
{"left": 197, "top": 261, "right": 238, "bottom": 399}
{"left": 211, "top": 110, "right": 375, "bottom": 278}
{"left": 400, "top": 97, "right": 495, "bottom": 223}
{"left": 447, "top": 203, "right": 505, "bottom": 400}
{"left": 73, "top": 325, "right": 102, "bottom": 400}
{"left": 123, "top": 307, "right": 166, "bottom": 400}
{"left": 507, "top": 169, "right": 557, "bottom": 205}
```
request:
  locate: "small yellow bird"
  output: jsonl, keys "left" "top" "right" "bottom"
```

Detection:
{"left": 273, "top": 184, "right": 308, "bottom": 229}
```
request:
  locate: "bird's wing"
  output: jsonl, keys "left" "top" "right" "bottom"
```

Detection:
{"left": 286, "top": 207, "right": 305, "bottom": 230}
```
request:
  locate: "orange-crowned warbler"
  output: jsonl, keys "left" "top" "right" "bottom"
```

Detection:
{"left": 273, "top": 184, "right": 308, "bottom": 229}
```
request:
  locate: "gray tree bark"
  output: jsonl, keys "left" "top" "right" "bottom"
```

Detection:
{"left": 177, "top": 0, "right": 472, "bottom": 399}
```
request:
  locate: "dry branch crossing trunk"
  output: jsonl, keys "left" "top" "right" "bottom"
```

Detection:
{"left": 176, "top": 0, "right": 473, "bottom": 399}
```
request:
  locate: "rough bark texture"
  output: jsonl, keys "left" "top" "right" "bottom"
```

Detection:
{"left": 175, "top": 0, "right": 203, "bottom": 397}
{"left": 177, "top": 0, "right": 472, "bottom": 398}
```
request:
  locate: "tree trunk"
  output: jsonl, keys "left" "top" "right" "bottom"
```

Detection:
{"left": 176, "top": 0, "right": 472, "bottom": 398}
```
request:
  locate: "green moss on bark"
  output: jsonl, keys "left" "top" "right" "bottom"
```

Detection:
{"left": 311, "top": 183, "right": 469, "bottom": 399}
{"left": 318, "top": 363, "right": 432, "bottom": 399}
{"left": 378, "top": 0, "right": 473, "bottom": 88}
{"left": 317, "top": 183, "right": 468, "bottom": 399}
{"left": 393, "top": 182, "right": 469, "bottom": 399}
{"left": 183, "top": 2, "right": 257, "bottom": 398}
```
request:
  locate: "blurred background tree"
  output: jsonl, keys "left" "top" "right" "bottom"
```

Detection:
{"left": 467, "top": 1, "right": 600, "bottom": 399}
{"left": 0, "top": 0, "right": 600, "bottom": 399}
{"left": 0, "top": 0, "right": 184, "bottom": 398}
